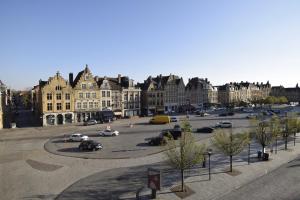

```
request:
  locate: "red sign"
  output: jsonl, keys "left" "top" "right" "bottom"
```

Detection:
{"left": 148, "top": 168, "right": 161, "bottom": 190}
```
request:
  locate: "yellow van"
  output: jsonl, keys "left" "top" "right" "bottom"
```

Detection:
{"left": 149, "top": 115, "right": 171, "bottom": 124}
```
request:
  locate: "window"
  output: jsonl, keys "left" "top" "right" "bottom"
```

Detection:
{"left": 124, "top": 94, "right": 128, "bottom": 101}
{"left": 82, "top": 84, "right": 86, "bottom": 89}
{"left": 55, "top": 86, "right": 62, "bottom": 91}
{"left": 79, "top": 93, "right": 83, "bottom": 99}
{"left": 89, "top": 102, "right": 93, "bottom": 108}
{"left": 130, "top": 94, "right": 133, "bottom": 101}
{"left": 94, "top": 102, "right": 98, "bottom": 108}
{"left": 47, "top": 103, "right": 52, "bottom": 111}
{"left": 135, "top": 94, "right": 138, "bottom": 101}
{"left": 56, "top": 93, "right": 61, "bottom": 100}
{"left": 92, "top": 93, "right": 96, "bottom": 98}
{"left": 102, "top": 91, "right": 106, "bottom": 97}
{"left": 86, "top": 93, "right": 90, "bottom": 98}
{"left": 83, "top": 102, "right": 87, "bottom": 109}
{"left": 66, "top": 102, "right": 70, "bottom": 110}
{"left": 77, "top": 102, "right": 81, "bottom": 109}
{"left": 65, "top": 93, "right": 70, "bottom": 100}
{"left": 107, "top": 100, "right": 111, "bottom": 107}
{"left": 57, "top": 103, "right": 62, "bottom": 110}
{"left": 47, "top": 93, "right": 52, "bottom": 100}
{"left": 89, "top": 83, "right": 94, "bottom": 89}
{"left": 107, "top": 91, "right": 110, "bottom": 97}
{"left": 102, "top": 100, "right": 106, "bottom": 107}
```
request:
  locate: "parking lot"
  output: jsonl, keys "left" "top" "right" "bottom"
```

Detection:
{"left": 44, "top": 113, "right": 251, "bottom": 159}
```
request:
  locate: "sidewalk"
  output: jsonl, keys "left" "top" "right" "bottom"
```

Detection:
{"left": 156, "top": 135, "right": 300, "bottom": 200}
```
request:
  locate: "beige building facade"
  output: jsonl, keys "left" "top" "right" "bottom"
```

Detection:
{"left": 71, "top": 66, "right": 101, "bottom": 122}
{"left": 185, "top": 77, "right": 218, "bottom": 109}
{"left": 35, "top": 72, "right": 75, "bottom": 126}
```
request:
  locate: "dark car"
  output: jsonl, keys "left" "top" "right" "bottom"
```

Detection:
{"left": 146, "top": 130, "right": 182, "bottom": 146}
{"left": 219, "top": 113, "right": 228, "bottom": 117}
{"left": 78, "top": 140, "right": 103, "bottom": 151}
{"left": 196, "top": 127, "right": 214, "bottom": 133}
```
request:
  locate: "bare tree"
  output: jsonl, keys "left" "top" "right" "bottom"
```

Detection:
{"left": 255, "top": 120, "right": 274, "bottom": 154}
{"left": 211, "top": 129, "right": 249, "bottom": 172}
{"left": 282, "top": 114, "right": 298, "bottom": 150}
{"left": 165, "top": 120, "right": 205, "bottom": 192}
{"left": 269, "top": 115, "right": 282, "bottom": 154}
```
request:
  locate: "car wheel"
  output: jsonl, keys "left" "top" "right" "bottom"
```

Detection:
{"left": 112, "top": 133, "right": 116, "bottom": 136}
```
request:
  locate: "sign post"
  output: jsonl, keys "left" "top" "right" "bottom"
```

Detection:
{"left": 148, "top": 168, "right": 161, "bottom": 199}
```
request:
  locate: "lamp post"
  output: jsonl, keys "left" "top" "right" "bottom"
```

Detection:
{"left": 207, "top": 148, "right": 212, "bottom": 180}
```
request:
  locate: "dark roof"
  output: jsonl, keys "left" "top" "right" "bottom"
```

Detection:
{"left": 142, "top": 74, "right": 183, "bottom": 91}
{"left": 72, "top": 70, "right": 84, "bottom": 87}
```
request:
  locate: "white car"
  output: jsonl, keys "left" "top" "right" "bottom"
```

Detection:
{"left": 215, "top": 121, "right": 232, "bottom": 128}
{"left": 99, "top": 129, "right": 119, "bottom": 136}
{"left": 68, "top": 133, "right": 89, "bottom": 142}
{"left": 170, "top": 116, "right": 178, "bottom": 122}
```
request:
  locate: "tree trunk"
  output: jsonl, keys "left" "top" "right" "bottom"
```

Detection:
{"left": 285, "top": 136, "right": 288, "bottom": 150}
{"left": 181, "top": 169, "right": 184, "bottom": 192}
{"left": 275, "top": 137, "right": 278, "bottom": 154}
{"left": 294, "top": 132, "right": 296, "bottom": 146}
{"left": 230, "top": 155, "right": 233, "bottom": 172}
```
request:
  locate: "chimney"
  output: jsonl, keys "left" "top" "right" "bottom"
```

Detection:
{"left": 69, "top": 73, "right": 73, "bottom": 85}
{"left": 118, "top": 74, "right": 121, "bottom": 84}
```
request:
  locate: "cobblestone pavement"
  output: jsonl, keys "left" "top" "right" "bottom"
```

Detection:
{"left": 218, "top": 156, "right": 300, "bottom": 200}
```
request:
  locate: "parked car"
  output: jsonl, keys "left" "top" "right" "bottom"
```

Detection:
{"left": 199, "top": 112, "right": 210, "bottom": 117}
{"left": 246, "top": 114, "right": 257, "bottom": 119}
{"left": 78, "top": 140, "right": 103, "bottom": 151}
{"left": 219, "top": 113, "right": 228, "bottom": 117}
{"left": 69, "top": 133, "right": 89, "bottom": 142}
{"left": 170, "top": 116, "right": 178, "bottom": 122}
{"left": 196, "top": 127, "right": 214, "bottom": 133}
{"left": 98, "top": 129, "right": 119, "bottom": 136}
{"left": 149, "top": 115, "right": 170, "bottom": 124}
{"left": 215, "top": 121, "right": 233, "bottom": 128}
{"left": 83, "top": 119, "right": 97, "bottom": 126}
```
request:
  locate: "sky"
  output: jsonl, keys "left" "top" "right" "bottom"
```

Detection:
{"left": 0, "top": 0, "right": 300, "bottom": 90}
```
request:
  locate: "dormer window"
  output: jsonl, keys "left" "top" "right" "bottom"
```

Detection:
{"left": 55, "top": 86, "right": 62, "bottom": 91}
{"left": 84, "top": 75, "right": 89, "bottom": 80}
{"left": 82, "top": 84, "right": 86, "bottom": 89}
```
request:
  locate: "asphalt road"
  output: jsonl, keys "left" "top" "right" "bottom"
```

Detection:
{"left": 44, "top": 114, "right": 251, "bottom": 159}
{"left": 218, "top": 156, "right": 300, "bottom": 200}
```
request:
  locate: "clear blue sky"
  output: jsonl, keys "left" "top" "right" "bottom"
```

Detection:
{"left": 0, "top": 0, "right": 299, "bottom": 90}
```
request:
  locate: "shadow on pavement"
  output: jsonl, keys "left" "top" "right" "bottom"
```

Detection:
{"left": 57, "top": 147, "right": 81, "bottom": 153}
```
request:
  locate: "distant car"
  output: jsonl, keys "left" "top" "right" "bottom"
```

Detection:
{"left": 199, "top": 112, "right": 210, "bottom": 117}
{"left": 170, "top": 116, "right": 178, "bottom": 122}
{"left": 83, "top": 119, "right": 97, "bottom": 126}
{"left": 99, "top": 129, "right": 119, "bottom": 136}
{"left": 219, "top": 113, "right": 228, "bottom": 117}
{"left": 69, "top": 133, "right": 89, "bottom": 142}
{"left": 173, "top": 124, "right": 181, "bottom": 131}
{"left": 78, "top": 140, "right": 103, "bottom": 151}
{"left": 146, "top": 130, "right": 181, "bottom": 146}
{"left": 215, "top": 121, "right": 233, "bottom": 128}
{"left": 196, "top": 127, "right": 214, "bottom": 133}
{"left": 246, "top": 114, "right": 257, "bottom": 119}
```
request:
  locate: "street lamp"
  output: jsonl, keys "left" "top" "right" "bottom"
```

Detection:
{"left": 207, "top": 148, "right": 212, "bottom": 180}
